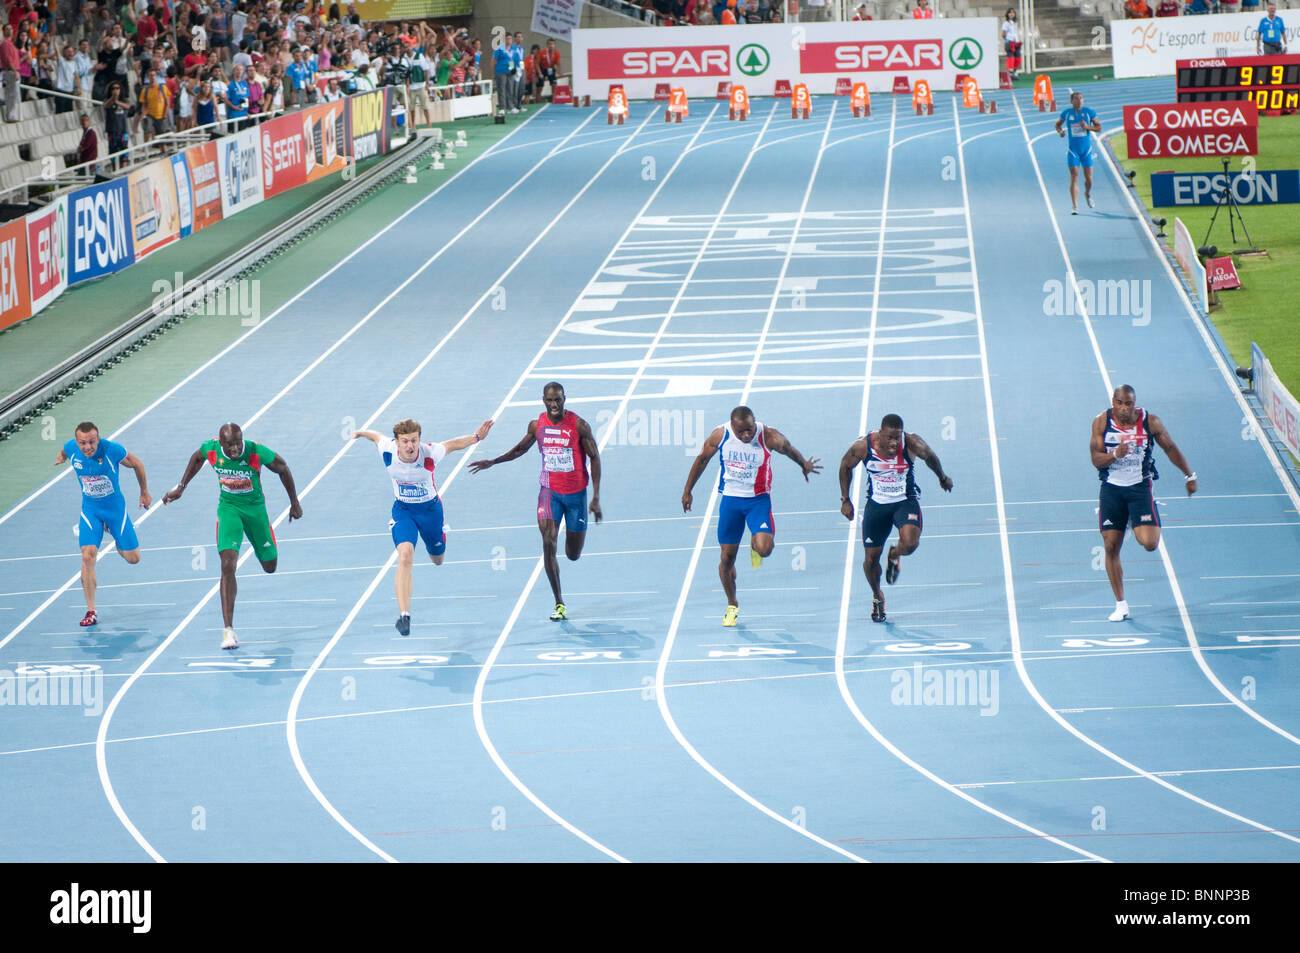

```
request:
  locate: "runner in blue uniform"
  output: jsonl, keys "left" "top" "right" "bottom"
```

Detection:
{"left": 1055, "top": 90, "right": 1102, "bottom": 215}
{"left": 54, "top": 421, "right": 151, "bottom": 626}
{"left": 1091, "top": 385, "right": 1197, "bottom": 622}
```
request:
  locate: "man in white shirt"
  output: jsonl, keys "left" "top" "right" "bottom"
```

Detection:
{"left": 231, "top": 3, "right": 248, "bottom": 48}
{"left": 55, "top": 44, "right": 80, "bottom": 113}
{"left": 350, "top": 41, "right": 370, "bottom": 69}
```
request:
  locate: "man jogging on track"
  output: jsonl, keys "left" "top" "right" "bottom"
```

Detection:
{"left": 469, "top": 383, "right": 601, "bottom": 621}
{"left": 163, "top": 423, "right": 302, "bottom": 649}
{"left": 682, "top": 405, "right": 821, "bottom": 627}
{"left": 55, "top": 422, "right": 151, "bottom": 627}
{"left": 351, "top": 416, "right": 492, "bottom": 635}
{"left": 1091, "top": 385, "right": 1197, "bottom": 622}
{"left": 1055, "top": 90, "right": 1101, "bottom": 215}
{"left": 839, "top": 414, "right": 953, "bottom": 623}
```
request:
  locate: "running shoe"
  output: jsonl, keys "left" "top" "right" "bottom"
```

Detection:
{"left": 885, "top": 546, "right": 901, "bottom": 585}
{"left": 1086, "top": 194, "right": 1095, "bottom": 209}
{"left": 1071, "top": 208, "right": 1078, "bottom": 215}
{"left": 871, "top": 597, "right": 886, "bottom": 623}
{"left": 79, "top": 610, "right": 98, "bottom": 627}
{"left": 750, "top": 547, "right": 763, "bottom": 569}
{"left": 395, "top": 614, "right": 410, "bottom": 636}
{"left": 221, "top": 628, "right": 239, "bottom": 650}
{"left": 1108, "top": 602, "right": 1130, "bottom": 622}
{"left": 550, "top": 603, "right": 567, "bottom": 621}
{"left": 722, "top": 605, "right": 739, "bottom": 627}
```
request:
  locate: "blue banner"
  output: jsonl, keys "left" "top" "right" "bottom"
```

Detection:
{"left": 1151, "top": 169, "right": 1300, "bottom": 207}
{"left": 68, "top": 179, "right": 136, "bottom": 284}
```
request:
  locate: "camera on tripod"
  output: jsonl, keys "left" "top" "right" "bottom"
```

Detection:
{"left": 1204, "top": 157, "right": 1258, "bottom": 254}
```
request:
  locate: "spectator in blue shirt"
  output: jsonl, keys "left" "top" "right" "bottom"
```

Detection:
{"left": 286, "top": 47, "right": 315, "bottom": 106}
{"left": 492, "top": 39, "right": 511, "bottom": 114}
{"left": 1257, "top": 2, "right": 1288, "bottom": 54}
{"left": 509, "top": 31, "right": 525, "bottom": 112}
{"left": 1185, "top": 0, "right": 1210, "bottom": 13}
{"left": 226, "top": 62, "right": 250, "bottom": 128}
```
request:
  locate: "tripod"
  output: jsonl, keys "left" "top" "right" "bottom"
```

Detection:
{"left": 1203, "top": 158, "right": 1256, "bottom": 252}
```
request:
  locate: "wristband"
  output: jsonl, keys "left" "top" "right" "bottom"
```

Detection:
{"left": 1184, "top": 472, "right": 1197, "bottom": 483}
{"left": 841, "top": 496, "right": 851, "bottom": 502}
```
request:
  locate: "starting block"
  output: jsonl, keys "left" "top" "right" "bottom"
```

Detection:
{"left": 729, "top": 84, "right": 750, "bottom": 121}
{"left": 850, "top": 82, "right": 870, "bottom": 118}
{"left": 962, "top": 77, "right": 997, "bottom": 113}
{"left": 834, "top": 76, "right": 853, "bottom": 96}
{"left": 666, "top": 87, "right": 688, "bottom": 122}
{"left": 791, "top": 83, "right": 811, "bottom": 119}
{"left": 716, "top": 81, "right": 732, "bottom": 100}
{"left": 774, "top": 79, "right": 792, "bottom": 98}
{"left": 553, "top": 83, "right": 573, "bottom": 105}
{"left": 953, "top": 73, "right": 970, "bottom": 93}
{"left": 892, "top": 75, "right": 911, "bottom": 95}
{"left": 999, "top": 70, "right": 1013, "bottom": 89}
{"left": 1033, "top": 75, "right": 1056, "bottom": 112}
{"left": 607, "top": 86, "right": 628, "bottom": 125}
{"left": 653, "top": 83, "right": 671, "bottom": 102}
{"left": 912, "top": 79, "right": 933, "bottom": 115}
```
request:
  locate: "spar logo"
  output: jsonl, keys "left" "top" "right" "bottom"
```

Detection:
{"left": 588, "top": 46, "right": 730, "bottom": 79}
{"left": 803, "top": 40, "right": 943, "bottom": 72}
{"left": 736, "top": 44, "right": 770, "bottom": 77}
{"left": 948, "top": 37, "right": 983, "bottom": 70}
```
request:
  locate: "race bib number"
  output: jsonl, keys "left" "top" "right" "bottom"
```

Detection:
{"left": 80, "top": 474, "right": 115, "bottom": 499}
{"left": 397, "top": 481, "right": 430, "bottom": 500}
{"left": 219, "top": 475, "right": 254, "bottom": 493}
{"left": 1070, "top": 122, "right": 1087, "bottom": 138}
{"left": 543, "top": 447, "right": 575, "bottom": 472}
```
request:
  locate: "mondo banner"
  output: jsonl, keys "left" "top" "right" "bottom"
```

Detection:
{"left": 572, "top": 20, "right": 999, "bottom": 99}
{"left": 24, "top": 195, "right": 66, "bottom": 316}
{"left": 69, "top": 180, "right": 135, "bottom": 285}
{"left": 0, "top": 216, "right": 31, "bottom": 331}
{"left": 183, "top": 142, "right": 224, "bottom": 232}
{"left": 300, "top": 100, "right": 350, "bottom": 182}
{"left": 127, "top": 158, "right": 183, "bottom": 260}
{"left": 350, "top": 88, "right": 390, "bottom": 161}
{"left": 261, "top": 112, "right": 308, "bottom": 199}
{"left": 217, "top": 126, "right": 265, "bottom": 218}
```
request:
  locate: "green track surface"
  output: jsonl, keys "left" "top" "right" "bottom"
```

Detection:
{"left": 0, "top": 109, "right": 532, "bottom": 513}
{"left": 1113, "top": 117, "right": 1300, "bottom": 396}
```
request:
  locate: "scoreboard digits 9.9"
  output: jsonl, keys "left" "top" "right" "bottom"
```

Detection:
{"left": 1176, "top": 54, "right": 1300, "bottom": 111}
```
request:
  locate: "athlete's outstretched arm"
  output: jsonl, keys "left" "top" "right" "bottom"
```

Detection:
{"left": 265, "top": 456, "right": 304, "bottom": 520}
{"left": 350, "top": 430, "right": 383, "bottom": 444}
{"left": 905, "top": 433, "right": 954, "bottom": 492}
{"left": 763, "top": 426, "right": 821, "bottom": 480}
{"left": 468, "top": 419, "right": 537, "bottom": 473}
{"left": 838, "top": 436, "right": 871, "bottom": 520}
{"left": 441, "top": 419, "right": 494, "bottom": 454}
{"left": 162, "top": 448, "right": 207, "bottom": 505}
{"left": 682, "top": 426, "right": 726, "bottom": 513}
{"left": 1148, "top": 414, "right": 1198, "bottom": 496}
{"left": 121, "top": 451, "right": 152, "bottom": 508}
{"left": 53, "top": 446, "right": 68, "bottom": 465}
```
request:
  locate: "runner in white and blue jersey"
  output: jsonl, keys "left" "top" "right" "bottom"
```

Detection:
{"left": 682, "top": 406, "right": 821, "bottom": 627}
{"left": 839, "top": 414, "right": 953, "bottom": 623}
{"left": 1055, "top": 90, "right": 1102, "bottom": 215}
{"left": 352, "top": 416, "right": 492, "bottom": 635}
{"left": 54, "top": 421, "right": 151, "bottom": 627}
{"left": 1091, "top": 385, "right": 1197, "bottom": 622}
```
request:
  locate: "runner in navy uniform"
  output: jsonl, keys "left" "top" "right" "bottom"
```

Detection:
{"left": 839, "top": 414, "right": 953, "bottom": 623}
{"left": 1091, "top": 385, "right": 1197, "bottom": 621}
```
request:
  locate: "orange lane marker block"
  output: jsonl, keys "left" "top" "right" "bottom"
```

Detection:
{"left": 912, "top": 78, "right": 933, "bottom": 116}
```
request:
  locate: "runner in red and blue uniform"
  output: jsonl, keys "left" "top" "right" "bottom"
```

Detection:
{"left": 470, "top": 382, "right": 601, "bottom": 621}
{"left": 54, "top": 421, "right": 151, "bottom": 627}
{"left": 1091, "top": 385, "right": 1197, "bottom": 622}
{"left": 682, "top": 406, "right": 821, "bottom": 627}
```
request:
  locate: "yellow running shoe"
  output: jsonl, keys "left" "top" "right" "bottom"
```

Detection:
{"left": 550, "top": 603, "right": 567, "bottom": 621}
{"left": 750, "top": 547, "right": 763, "bottom": 569}
{"left": 722, "top": 605, "right": 739, "bottom": 627}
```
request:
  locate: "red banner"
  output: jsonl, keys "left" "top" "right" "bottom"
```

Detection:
{"left": 1122, "top": 101, "right": 1258, "bottom": 135}
{"left": 799, "top": 40, "right": 944, "bottom": 73}
{"left": 1126, "top": 127, "right": 1258, "bottom": 158}
{"left": 1206, "top": 256, "right": 1242, "bottom": 290}
{"left": 183, "top": 142, "right": 223, "bottom": 233}
{"left": 0, "top": 216, "right": 31, "bottom": 330}
{"left": 300, "top": 100, "right": 350, "bottom": 183}
{"left": 260, "top": 113, "right": 308, "bottom": 199}
{"left": 587, "top": 46, "right": 730, "bottom": 80}
{"left": 25, "top": 197, "right": 67, "bottom": 315}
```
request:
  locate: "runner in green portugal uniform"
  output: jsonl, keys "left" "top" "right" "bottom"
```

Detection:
{"left": 164, "top": 423, "right": 303, "bottom": 650}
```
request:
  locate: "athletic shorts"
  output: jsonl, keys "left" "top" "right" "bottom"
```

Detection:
{"left": 1067, "top": 144, "right": 1094, "bottom": 168}
{"left": 1099, "top": 480, "right": 1159, "bottom": 532}
{"left": 538, "top": 487, "right": 587, "bottom": 533}
{"left": 862, "top": 497, "right": 921, "bottom": 550}
{"left": 80, "top": 497, "right": 139, "bottom": 551}
{"left": 718, "top": 493, "right": 774, "bottom": 546}
{"left": 216, "top": 499, "right": 278, "bottom": 560}
{"left": 391, "top": 497, "right": 446, "bottom": 556}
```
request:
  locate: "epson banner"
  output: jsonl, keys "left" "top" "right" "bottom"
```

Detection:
{"left": 1151, "top": 169, "right": 1300, "bottom": 206}
{"left": 69, "top": 179, "right": 135, "bottom": 284}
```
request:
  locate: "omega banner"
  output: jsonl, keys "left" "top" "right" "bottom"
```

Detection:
{"left": 572, "top": 20, "right": 1000, "bottom": 99}
{"left": 1122, "top": 101, "right": 1259, "bottom": 158}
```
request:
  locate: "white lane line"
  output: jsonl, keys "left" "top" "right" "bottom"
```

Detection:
{"left": 284, "top": 106, "right": 672, "bottom": 865}
{"left": 832, "top": 97, "right": 1105, "bottom": 864}
{"left": 960, "top": 762, "right": 1300, "bottom": 788}
{"left": 91, "top": 108, "right": 602, "bottom": 865}
{"left": 1010, "top": 92, "right": 1300, "bottom": 840}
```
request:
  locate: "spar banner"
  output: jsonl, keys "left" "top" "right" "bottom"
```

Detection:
{"left": 1126, "top": 126, "right": 1257, "bottom": 158}
{"left": 1112, "top": 12, "right": 1300, "bottom": 79}
{"left": 261, "top": 112, "right": 309, "bottom": 199}
{"left": 533, "top": 0, "right": 582, "bottom": 43}
{"left": 1252, "top": 342, "right": 1300, "bottom": 460}
{"left": 183, "top": 141, "right": 223, "bottom": 232}
{"left": 24, "top": 195, "right": 66, "bottom": 315}
{"left": 1152, "top": 169, "right": 1300, "bottom": 206}
{"left": 0, "top": 216, "right": 32, "bottom": 331}
{"left": 300, "top": 99, "right": 350, "bottom": 182}
{"left": 171, "top": 153, "right": 193, "bottom": 238}
{"left": 572, "top": 20, "right": 1000, "bottom": 99}
{"left": 217, "top": 126, "right": 264, "bottom": 218}
{"left": 128, "top": 158, "right": 183, "bottom": 260}
{"left": 69, "top": 179, "right": 135, "bottom": 285}
{"left": 350, "top": 88, "right": 390, "bottom": 161}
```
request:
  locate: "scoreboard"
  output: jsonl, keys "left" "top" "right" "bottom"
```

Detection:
{"left": 1176, "top": 55, "right": 1300, "bottom": 111}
